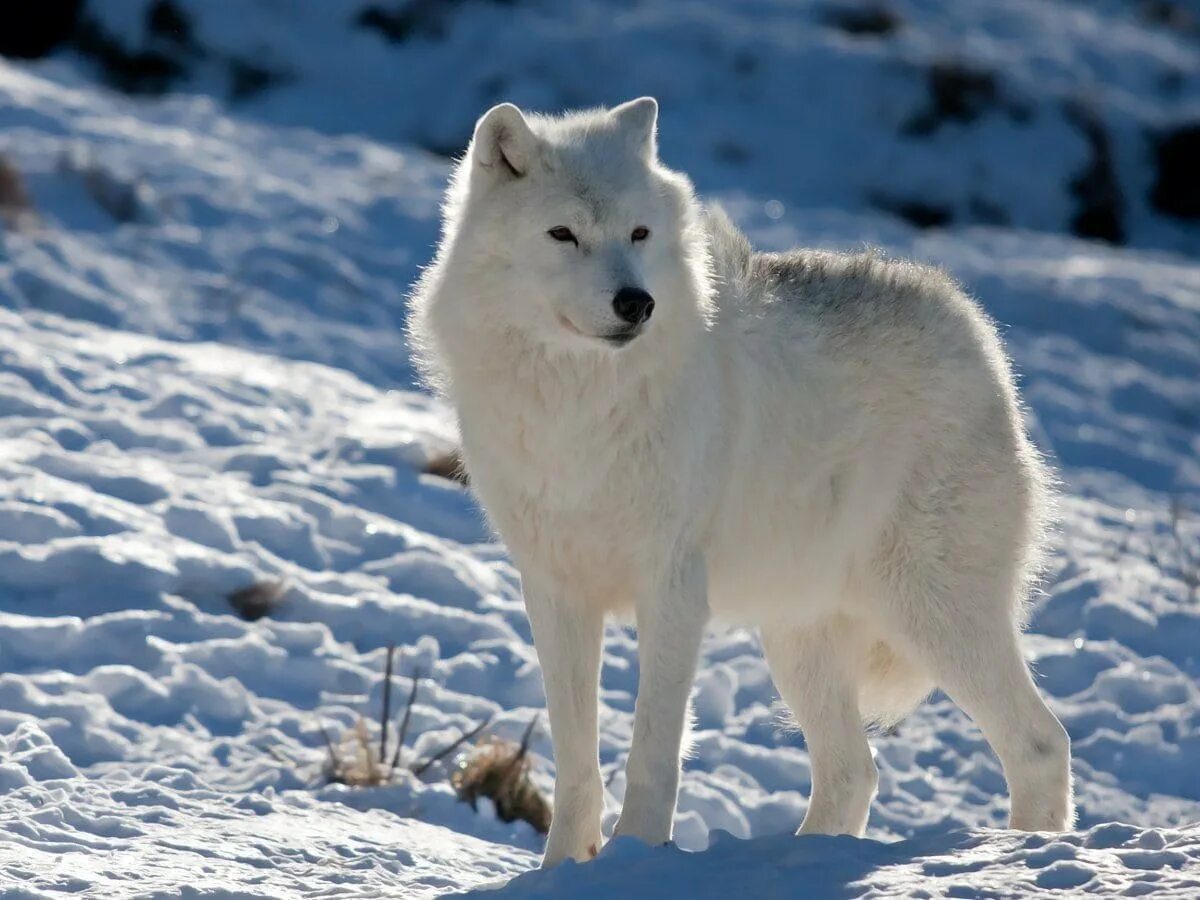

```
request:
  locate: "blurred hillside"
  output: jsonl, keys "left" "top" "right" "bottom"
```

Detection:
{"left": 3, "top": 0, "right": 1200, "bottom": 255}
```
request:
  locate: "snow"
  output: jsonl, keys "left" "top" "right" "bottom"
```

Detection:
{"left": 1, "top": 1, "right": 1199, "bottom": 895}
{"left": 0, "top": 722, "right": 533, "bottom": 898}
{"left": 486, "top": 826, "right": 1200, "bottom": 898}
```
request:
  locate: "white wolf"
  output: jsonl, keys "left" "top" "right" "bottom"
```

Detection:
{"left": 408, "top": 97, "right": 1073, "bottom": 866}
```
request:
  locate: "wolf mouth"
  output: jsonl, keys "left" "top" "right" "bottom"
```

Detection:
{"left": 557, "top": 313, "right": 642, "bottom": 346}
{"left": 602, "top": 328, "right": 641, "bottom": 346}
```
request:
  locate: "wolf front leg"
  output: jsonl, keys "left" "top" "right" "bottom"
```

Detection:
{"left": 523, "top": 577, "right": 606, "bottom": 868}
{"left": 615, "top": 551, "right": 708, "bottom": 846}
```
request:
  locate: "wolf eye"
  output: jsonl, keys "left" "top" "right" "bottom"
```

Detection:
{"left": 547, "top": 226, "right": 578, "bottom": 246}
{"left": 631, "top": 226, "right": 650, "bottom": 242}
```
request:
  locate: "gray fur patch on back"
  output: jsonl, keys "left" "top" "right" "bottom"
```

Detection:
{"left": 704, "top": 210, "right": 965, "bottom": 340}
{"left": 751, "top": 248, "right": 953, "bottom": 308}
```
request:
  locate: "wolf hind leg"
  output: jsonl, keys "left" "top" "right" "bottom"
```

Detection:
{"left": 887, "top": 580, "right": 1073, "bottom": 831}
{"left": 762, "top": 617, "right": 878, "bottom": 837}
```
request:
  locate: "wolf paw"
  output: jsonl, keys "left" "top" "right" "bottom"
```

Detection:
{"left": 541, "top": 829, "right": 604, "bottom": 868}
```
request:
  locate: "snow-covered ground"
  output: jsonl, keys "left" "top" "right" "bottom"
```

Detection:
{"left": 1, "top": 2, "right": 1199, "bottom": 895}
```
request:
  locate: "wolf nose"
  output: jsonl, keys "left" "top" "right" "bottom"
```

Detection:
{"left": 612, "top": 287, "right": 655, "bottom": 325}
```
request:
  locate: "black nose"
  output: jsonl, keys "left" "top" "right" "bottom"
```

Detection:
{"left": 612, "top": 287, "right": 655, "bottom": 325}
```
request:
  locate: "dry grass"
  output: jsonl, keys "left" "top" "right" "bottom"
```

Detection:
{"left": 322, "top": 716, "right": 392, "bottom": 787}
{"left": 287, "top": 631, "right": 553, "bottom": 833}
{"left": 77, "top": 160, "right": 153, "bottom": 223}
{"left": 452, "top": 716, "right": 551, "bottom": 835}
{"left": 0, "top": 154, "right": 36, "bottom": 231}
{"left": 423, "top": 447, "right": 469, "bottom": 485}
{"left": 227, "top": 579, "right": 288, "bottom": 621}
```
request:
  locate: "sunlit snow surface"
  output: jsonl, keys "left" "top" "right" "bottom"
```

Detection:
{"left": 0, "top": 44, "right": 1198, "bottom": 900}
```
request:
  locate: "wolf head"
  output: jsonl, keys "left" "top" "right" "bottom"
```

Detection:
{"left": 412, "top": 98, "right": 713, "bottom": 388}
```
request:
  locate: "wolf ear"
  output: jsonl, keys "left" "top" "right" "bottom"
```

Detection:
{"left": 611, "top": 96, "right": 658, "bottom": 158}
{"left": 471, "top": 103, "right": 537, "bottom": 179}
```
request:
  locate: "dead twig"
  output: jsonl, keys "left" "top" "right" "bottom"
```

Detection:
{"left": 389, "top": 667, "right": 423, "bottom": 774}
{"left": 317, "top": 717, "right": 339, "bottom": 772}
{"left": 411, "top": 714, "right": 494, "bottom": 778}
{"left": 379, "top": 642, "right": 396, "bottom": 765}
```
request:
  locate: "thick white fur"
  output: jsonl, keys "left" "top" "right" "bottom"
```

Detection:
{"left": 408, "top": 97, "right": 1073, "bottom": 866}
